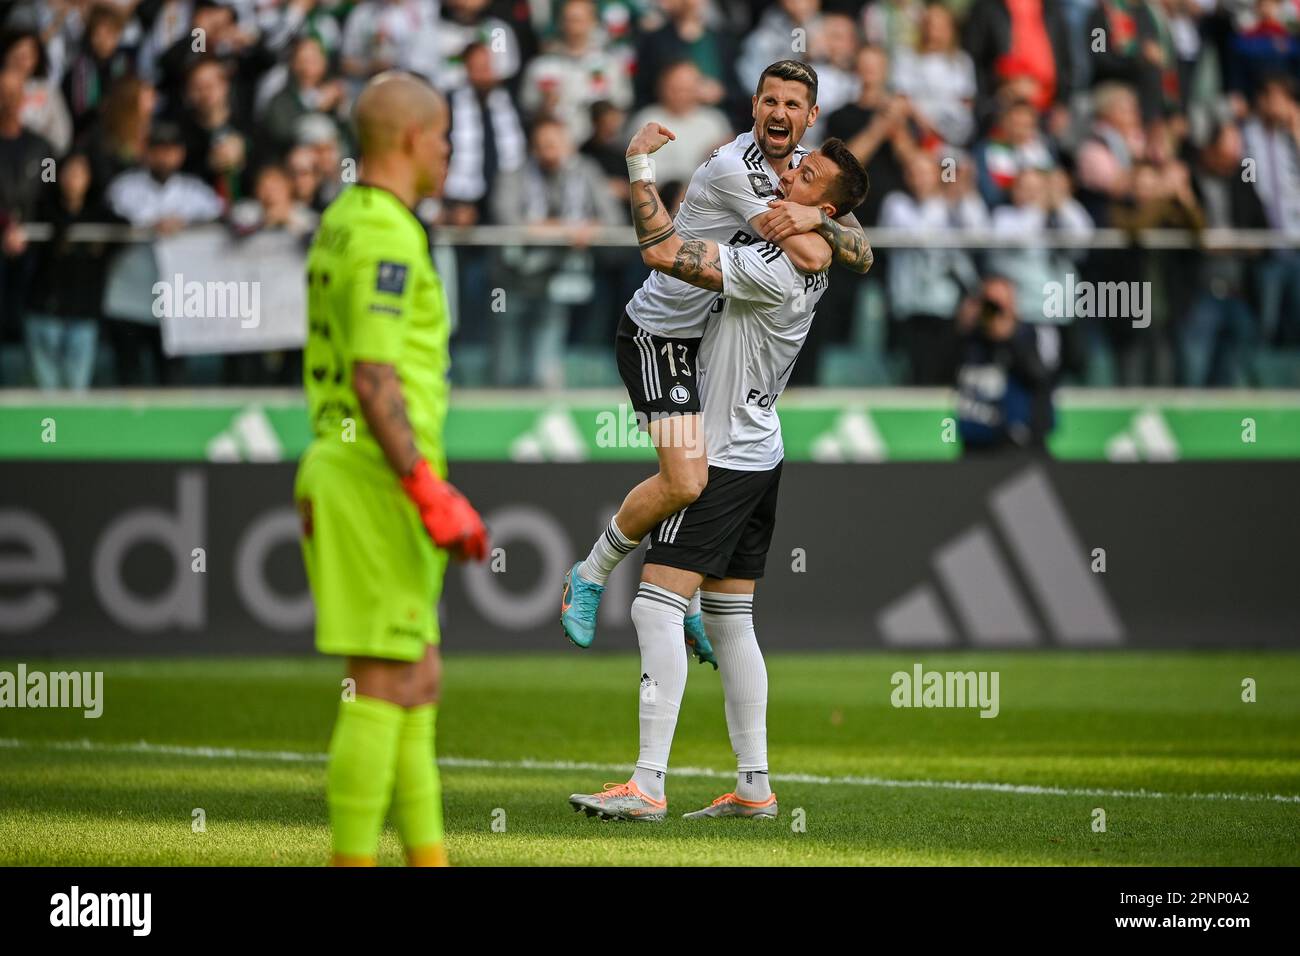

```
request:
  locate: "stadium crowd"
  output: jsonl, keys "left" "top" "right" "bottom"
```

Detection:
{"left": 0, "top": 0, "right": 1298, "bottom": 390}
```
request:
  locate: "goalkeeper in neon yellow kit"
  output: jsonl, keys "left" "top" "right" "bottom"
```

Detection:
{"left": 295, "top": 72, "right": 489, "bottom": 867}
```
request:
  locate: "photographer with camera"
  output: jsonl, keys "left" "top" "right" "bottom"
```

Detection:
{"left": 953, "top": 274, "right": 1055, "bottom": 457}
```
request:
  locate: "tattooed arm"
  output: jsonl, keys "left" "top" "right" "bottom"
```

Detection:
{"left": 353, "top": 361, "right": 420, "bottom": 477}
{"left": 625, "top": 123, "right": 725, "bottom": 290}
{"left": 755, "top": 202, "right": 874, "bottom": 274}
{"left": 630, "top": 176, "right": 724, "bottom": 291}
{"left": 817, "top": 211, "right": 874, "bottom": 273}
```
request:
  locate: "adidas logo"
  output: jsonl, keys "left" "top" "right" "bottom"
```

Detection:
{"left": 639, "top": 672, "right": 658, "bottom": 704}
{"left": 1105, "top": 407, "right": 1179, "bottom": 461}
{"left": 809, "top": 408, "right": 886, "bottom": 462}
{"left": 876, "top": 466, "right": 1123, "bottom": 647}
{"left": 510, "top": 407, "right": 587, "bottom": 462}
{"left": 205, "top": 406, "right": 283, "bottom": 462}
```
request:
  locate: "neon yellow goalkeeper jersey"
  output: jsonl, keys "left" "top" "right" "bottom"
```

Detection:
{"left": 303, "top": 183, "right": 450, "bottom": 474}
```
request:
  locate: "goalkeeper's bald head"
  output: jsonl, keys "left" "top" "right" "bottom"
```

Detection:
{"left": 352, "top": 72, "right": 449, "bottom": 200}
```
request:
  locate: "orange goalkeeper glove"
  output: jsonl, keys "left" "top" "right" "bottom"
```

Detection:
{"left": 400, "top": 459, "right": 489, "bottom": 561}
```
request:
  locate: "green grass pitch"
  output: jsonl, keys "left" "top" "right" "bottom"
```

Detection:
{"left": 1, "top": 652, "right": 1298, "bottom": 866}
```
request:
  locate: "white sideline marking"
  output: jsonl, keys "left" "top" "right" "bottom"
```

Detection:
{"left": 3, "top": 737, "right": 1298, "bottom": 805}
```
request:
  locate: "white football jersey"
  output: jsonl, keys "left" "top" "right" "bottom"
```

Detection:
{"left": 626, "top": 131, "right": 808, "bottom": 339}
{"left": 701, "top": 240, "right": 830, "bottom": 470}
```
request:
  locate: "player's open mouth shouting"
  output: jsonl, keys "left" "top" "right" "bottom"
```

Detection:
{"left": 763, "top": 120, "right": 792, "bottom": 153}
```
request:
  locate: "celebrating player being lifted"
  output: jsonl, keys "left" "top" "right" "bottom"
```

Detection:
{"left": 568, "top": 122, "right": 870, "bottom": 820}
{"left": 561, "top": 60, "right": 874, "bottom": 657}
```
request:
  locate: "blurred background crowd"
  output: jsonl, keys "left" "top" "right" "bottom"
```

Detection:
{"left": 0, "top": 0, "right": 1298, "bottom": 392}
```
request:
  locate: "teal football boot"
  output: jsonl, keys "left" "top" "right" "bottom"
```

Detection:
{"left": 561, "top": 562, "right": 604, "bottom": 648}
{"left": 683, "top": 613, "right": 718, "bottom": 669}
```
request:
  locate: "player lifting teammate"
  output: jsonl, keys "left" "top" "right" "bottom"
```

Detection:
{"left": 561, "top": 60, "right": 874, "bottom": 659}
{"left": 568, "top": 121, "right": 870, "bottom": 820}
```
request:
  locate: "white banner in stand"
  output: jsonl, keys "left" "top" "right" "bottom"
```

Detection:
{"left": 151, "top": 226, "right": 308, "bottom": 355}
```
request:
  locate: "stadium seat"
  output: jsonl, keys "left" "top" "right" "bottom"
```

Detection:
{"left": 1254, "top": 349, "right": 1300, "bottom": 388}
{"left": 448, "top": 344, "right": 491, "bottom": 387}
{"left": 183, "top": 355, "right": 225, "bottom": 385}
{"left": 817, "top": 283, "right": 894, "bottom": 387}
{"left": 0, "top": 343, "right": 30, "bottom": 386}
{"left": 562, "top": 347, "right": 623, "bottom": 388}
{"left": 818, "top": 346, "right": 873, "bottom": 387}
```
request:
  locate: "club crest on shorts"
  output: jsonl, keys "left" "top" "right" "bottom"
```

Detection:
{"left": 669, "top": 384, "right": 691, "bottom": 405}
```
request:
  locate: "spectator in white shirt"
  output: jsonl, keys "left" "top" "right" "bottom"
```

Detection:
{"left": 880, "top": 150, "right": 988, "bottom": 383}
{"left": 890, "top": 2, "right": 976, "bottom": 148}
{"left": 106, "top": 120, "right": 225, "bottom": 232}
{"left": 427, "top": 0, "right": 521, "bottom": 92}
{"left": 628, "top": 60, "right": 732, "bottom": 188}
{"left": 520, "top": 0, "right": 632, "bottom": 146}
{"left": 339, "top": 0, "right": 438, "bottom": 91}
{"left": 738, "top": 0, "right": 822, "bottom": 95}
{"left": 988, "top": 167, "right": 1092, "bottom": 339}
{"left": 1, "top": 27, "right": 73, "bottom": 156}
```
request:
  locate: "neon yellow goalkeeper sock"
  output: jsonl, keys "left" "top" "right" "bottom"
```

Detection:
{"left": 327, "top": 694, "right": 404, "bottom": 863}
{"left": 393, "top": 704, "right": 446, "bottom": 865}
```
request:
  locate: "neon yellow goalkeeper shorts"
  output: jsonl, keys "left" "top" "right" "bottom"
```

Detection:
{"left": 295, "top": 440, "right": 448, "bottom": 662}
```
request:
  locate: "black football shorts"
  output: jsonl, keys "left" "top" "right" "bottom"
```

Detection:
{"left": 615, "top": 312, "right": 702, "bottom": 420}
{"left": 643, "top": 462, "right": 784, "bottom": 580}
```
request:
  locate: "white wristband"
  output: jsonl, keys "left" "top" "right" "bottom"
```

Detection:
{"left": 626, "top": 153, "right": 655, "bottom": 184}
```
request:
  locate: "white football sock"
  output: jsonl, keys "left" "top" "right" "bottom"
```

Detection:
{"left": 700, "top": 591, "right": 771, "bottom": 801}
{"left": 735, "top": 769, "right": 771, "bottom": 802}
{"left": 580, "top": 516, "right": 638, "bottom": 586}
{"left": 630, "top": 582, "right": 690, "bottom": 801}
{"left": 686, "top": 589, "right": 701, "bottom": 618}
{"left": 630, "top": 766, "right": 666, "bottom": 802}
